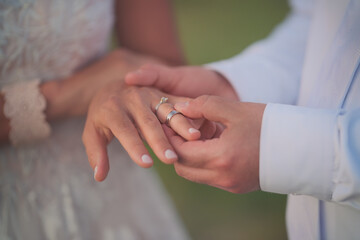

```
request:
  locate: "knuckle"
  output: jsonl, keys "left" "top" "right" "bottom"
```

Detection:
{"left": 195, "top": 95, "right": 211, "bottom": 105}
{"left": 221, "top": 177, "right": 238, "bottom": 189}
{"left": 141, "top": 114, "right": 159, "bottom": 128}
{"left": 174, "top": 164, "right": 185, "bottom": 177}
{"left": 138, "top": 86, "right": 153, "bottom": 96}
{"left": 214, "top": 156, "right": 233, "bottom": 170}
{"left": 193, "top": 95, "right": 221, "bottom": 110}
{"left": 103, "top": 95, "right": 121, "bottom": 111}
{"left": 115, "top": 118, "right": 133, "bottom": 132}
{"left": 125, "top": 87, "right": 143, "bottom": 103}
{"left": 204, "top": 95, "right": 220, "bottom": 107}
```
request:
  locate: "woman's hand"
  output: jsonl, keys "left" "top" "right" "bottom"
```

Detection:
{"left": 0, "top": 49, "right": 160, "bottom": 144}
{"left": 82, "top": 83, "right": 201, "bottom": 182}
{"left": 125, "top": 64, "right": 239, "bottom": 100}
{"left": 45, "top": 49, "right": 160, "bottom": 120}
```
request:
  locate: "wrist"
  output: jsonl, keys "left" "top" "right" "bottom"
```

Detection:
{"left": 41, "top": 73, "right": 95, "bottom": 120}
{"left": 40, "top": 80, "right": 65, "bottom": 120}
{"left": 210, "top": 70, "right": 239, "bottom": 101}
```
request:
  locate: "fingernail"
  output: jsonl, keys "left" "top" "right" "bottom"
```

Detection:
{"left": 189, "top": 128, "right": 200, "bottom": 134}
{"left": 165, "top": 149, "right": 177, "bottom": 160}
{"left": 175, "top": 102, "right": 189, "bottom": 109}
{"left": 94, "top": 166, "right": 98, "bottom": 180}
{"left": 141, "top": 154, "right": 153, "bottom": 164}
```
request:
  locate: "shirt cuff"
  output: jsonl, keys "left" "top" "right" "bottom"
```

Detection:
{"left": 259, "top": 103, "right": 339, "bottom": 200}
{"left": 205, "top": 55, "right": 299, "bottom": 104}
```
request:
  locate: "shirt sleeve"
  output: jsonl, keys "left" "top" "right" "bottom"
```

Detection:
{"left": 260, "top": 104, "right": 360, "bottom": 209}
{"left": 206, "top": 0, "right": 314, "bottom": 104}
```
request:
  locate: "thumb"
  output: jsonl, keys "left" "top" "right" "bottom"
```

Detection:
{"left": 174, "top": 95, "right": 234, "bottom": 125}
{"left": 125, "top": 64, "right": 178, "bottom": 93}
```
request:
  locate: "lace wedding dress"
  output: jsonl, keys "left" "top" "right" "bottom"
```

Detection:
{"left": 0, "top": 0, "right": 188, "bottom": 239}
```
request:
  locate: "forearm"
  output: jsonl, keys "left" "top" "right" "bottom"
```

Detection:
{"left": 43, "top": 74, "right": 98, "bottom": 120}
{"left": 0, "top": 49, "right": 165, "bottom": 144}
{"left": 206, "top": 3, "right": 313, "bottom": 104}
{"left": 115, "top": 0, "right": 185, "bottom": 65}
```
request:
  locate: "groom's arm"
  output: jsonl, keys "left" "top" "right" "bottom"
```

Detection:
{"left": 206, "top": 0, "right": 314, "bottom": 104}
{"left": 115, "top": 0, "right": 185, "bottom": 65}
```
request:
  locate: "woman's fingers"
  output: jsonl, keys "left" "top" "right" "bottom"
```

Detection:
{"left": 130, "top": 104, "right": 178, "bottom": 164}
{"left": 97, "top": 104, "right": 153, "bottom": 168}
{"left": 110, "top": 118, "right": 153, "bottom": 168}
{"left": 156, "top": 102, "right": 201, "bottom": 141}
{"left": 82, "top": 121, "right": 110, "bottom": 182}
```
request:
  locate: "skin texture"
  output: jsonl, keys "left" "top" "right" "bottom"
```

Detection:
{"left": 125, "top": 64, "right": 239, "bottom": 100}
{"left": 115, "top": 0, "right": 185, "bottom": 65}
{"left": 0, "top": 0, "right": 184, "bottom": 147}
{"left": 82, "top": 84, "right": 201, "bottom": 181}
{"left": 44, "top": 50, "right": 159, "bottom": 120}
{"left": 125, "top": 65, "right": 265, "bottom": 193}
{"left": 164, "top": 96, "right": 266, "bottom": 194}
{"left": 0, "top": 49, "right": 153, "bottom": 142}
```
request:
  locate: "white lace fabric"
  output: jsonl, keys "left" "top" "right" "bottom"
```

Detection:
{"left": 0, "top": 1, "right": 189, "bottom": 239}
{"left": 0, "top": 0, "right": 113, "bottom": 86}
{"left": 1, "top": 79, "right": 51, "bottom": 145}
{"left": 0, "top": 0, "right": 114, "bottom": 143}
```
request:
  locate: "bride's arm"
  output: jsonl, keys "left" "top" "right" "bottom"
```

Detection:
{"left": 0, "top": 50, "right": 159, "bottom": 144}
{"left": 0, "top": 0, "right": 185, "bottom": 144}
{"left": 115, "top": 0, "right": 185, "bottom": 65}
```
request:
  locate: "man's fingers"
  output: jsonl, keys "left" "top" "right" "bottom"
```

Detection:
{"left": 175, "top": 95, "right": 236, "bottom": 125}
{"left": 125, "top": 67, "right": 158, "bottom": 86}
{"left": 106, "top": 114, "right": 154, "bottom": 168}
{"left": 173, "top": 162, "right": 217, "bottom": 185}
{"left": 82, "top": 122, "right": 110, "bottom": 182}
{"left": 125, "top": 64, "right": 180, "bottom": 93}
{"left": 198, "top": 119, "right": 217, "bottom": 140}
{"left": 163, "top": 125, "right": 219, "bottom": 168}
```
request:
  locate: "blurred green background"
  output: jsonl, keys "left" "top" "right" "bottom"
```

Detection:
{"left": 152, "top": 1, "right": 290, "bottom": 240}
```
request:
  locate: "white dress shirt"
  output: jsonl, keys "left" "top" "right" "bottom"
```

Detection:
{"left": 207, "top": 0, "right": 360, "bottom": 239}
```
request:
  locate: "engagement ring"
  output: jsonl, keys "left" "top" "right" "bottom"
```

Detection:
{"left": 155, "top": 97, "right": 168, "bottom": 114}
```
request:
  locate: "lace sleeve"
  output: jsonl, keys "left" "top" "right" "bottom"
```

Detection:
{"left": 1, "top": 79, "right": 51, "bottom": 146}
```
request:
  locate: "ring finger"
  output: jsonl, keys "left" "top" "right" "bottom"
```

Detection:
{"left": 156, "top": 101, "right": 200, "bottom": 140}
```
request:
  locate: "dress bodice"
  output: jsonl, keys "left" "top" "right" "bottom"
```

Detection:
{"left": 0, "top": 1, "right": 189, "bottom": 239}
{"left": 0, "top": 0, "right": 114, "bottom": 87}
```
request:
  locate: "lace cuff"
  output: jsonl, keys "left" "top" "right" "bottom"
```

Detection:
{"left": 1, "top": 80, "right": 51, "bottom": 146}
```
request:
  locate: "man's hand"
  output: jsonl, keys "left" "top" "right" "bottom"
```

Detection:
{"left": 164, "top": 95, "right": 266, "bottom": 193}
{"left": 125, "top": 64, "right": 239, "bottom": 100}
